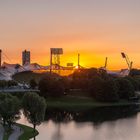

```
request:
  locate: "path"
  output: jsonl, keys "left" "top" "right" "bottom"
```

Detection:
{"left": 0, "top": 124, "right": 4, "bottom": 140}
{"left": 8, "top": 125, "right": 23, "bottom": 140}
{"left": 0, "top": 89, "right": 39, "bottom": 93}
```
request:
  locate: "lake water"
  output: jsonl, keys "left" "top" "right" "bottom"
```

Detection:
{"left": 17, "top": 106, "right": 140, "bottom": 140}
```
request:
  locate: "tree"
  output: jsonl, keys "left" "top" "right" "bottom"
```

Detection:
{"left": 0, "top": 93, "right": 21, "bottom": 128}
{"left": 38, "top": 77, "right": 51, "bottom": 97}
{"left": 99, "top": 79, "right": 119, "bottom": 102}
{"left": 38, "top": 76, "right": 64, "bottom": 97}
{"left": 124, "top": 76, "right": 139, "bottom": 91}
{"left": 30, "top": 79, "right": 37, "bottom": 89}
{"left": 0, "top": 80, "right": 7, "bottom": 89}
{"left": 70, "top": 69, "right": 98, "bottom": 90}
{"left": 89, "top": 76, "right": 104, "bottom": 99}
{"left": 89, "top": 77, "right": 119, "bottom": 102}
{"left": 61, "top": 76, "right": 71, "bottom": 93}
{"left": 22, "top": 92, "right": 46, "bottom": 131}
{"left": 134, "top": 77, "right": 140, "bottom": 90}
{"left": 116, "top": 78, "right": 135, "bottom": 99}
{"left": 7, "top": 80, "right": 18, "bottom": 87}
{"left": 49, "top": 80, "right": 65, "bottom": 97}
{"left": 0, "top": 80, "right": 18, "bottom": 89}
{"left": 129, "top": 69, "right": 140, "bottom": 76}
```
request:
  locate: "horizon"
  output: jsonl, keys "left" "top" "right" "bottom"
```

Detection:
{"left": 1, "top": 0, "right": 140, "bottom": 70}
{"left": 0, "top": 49, "right": 134, "bottom": 71}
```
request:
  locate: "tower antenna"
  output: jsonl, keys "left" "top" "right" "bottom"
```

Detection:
{"left": 104, "top": 57, "right": 108, "bottom": 69}
{"left": 78, "top": 53, "right": 80, "bottom": 69}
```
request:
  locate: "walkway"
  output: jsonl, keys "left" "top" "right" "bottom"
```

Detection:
{"left": 8, "top": 125, "right": 23, "bottom": 140}
{"left": 0, "top": 89, "right": 39, "bottom": 93}
{"left": 0, "top": 125, "right": 4, "bottom": 140}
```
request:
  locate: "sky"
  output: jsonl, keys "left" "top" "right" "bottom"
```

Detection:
{"left": 0, "top": 0, "right": 140, "bottom": 70}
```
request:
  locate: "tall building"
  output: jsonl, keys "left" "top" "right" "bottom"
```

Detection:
{"left": 0, "top": 49, "right": 2, "bottom": 67}
{"left": 22, "top": 50, "right": 30, "bottom": 65}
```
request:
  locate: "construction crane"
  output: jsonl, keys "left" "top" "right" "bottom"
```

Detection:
{"left": 121, "top": 52, "right": 133, "bottom": 70}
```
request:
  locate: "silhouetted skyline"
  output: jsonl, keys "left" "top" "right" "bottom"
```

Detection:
{"left": 0, "top": 0, "right": 140, "bottom": 69}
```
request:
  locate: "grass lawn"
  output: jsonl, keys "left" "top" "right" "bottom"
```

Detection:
{"left": 3, "top": 124, "right": 38, "bottom": 140}
{"left": 17, "top": 124, "right": 39, "bottom": 140}
{"left": 46, "top": 95, "right": 137, "bottom": 110}
{"left": 3, "top": 129, "right": 12, "bottom": 140}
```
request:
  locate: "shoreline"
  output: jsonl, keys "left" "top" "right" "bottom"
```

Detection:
{"left": 46, "top": 96, "right": 139, "bottom": 109}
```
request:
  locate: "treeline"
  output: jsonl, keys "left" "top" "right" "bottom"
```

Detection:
{"left": 129, "top": 69, "right": 140, "bottom": 76}
{"left": 0, "top": 80, "right": 18, "bottom": 89}
{"left": 38, "top": 68, "right": 140, "bottom": 102}
{"left": 0, "top": 92, "right": 46, "bottom": 132}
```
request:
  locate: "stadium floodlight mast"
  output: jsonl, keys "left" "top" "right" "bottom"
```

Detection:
{"left": 50, "top": 48, "right": 63, "bottom": 74}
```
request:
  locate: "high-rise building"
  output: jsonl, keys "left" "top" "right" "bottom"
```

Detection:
{"left": 0, "top": 49, "right": 2, "bottom": 67}
{"left": 22, "top": 50, "right": 30, "bottom": 65}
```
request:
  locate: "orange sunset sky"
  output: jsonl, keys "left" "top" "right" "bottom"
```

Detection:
{"left": 0, "top": 0, "right": 140, "bottom": 70}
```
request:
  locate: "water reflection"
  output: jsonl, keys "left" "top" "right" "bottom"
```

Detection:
{"left": 52, "top": 123, "right": 63, "bottom": 140}
{"left": 45, "top": 106, "right": 137, "bottom": 124}
{"left": 18, "top": 106, "right": 140, "bottom": 140}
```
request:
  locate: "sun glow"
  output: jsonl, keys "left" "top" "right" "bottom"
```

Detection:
{"left": 75, "top": 66, "right": 79, "bottom": 69}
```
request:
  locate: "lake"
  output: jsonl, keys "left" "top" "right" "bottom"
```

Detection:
{"left": 17, "top": 106, "right": 140, "bottom": 140}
